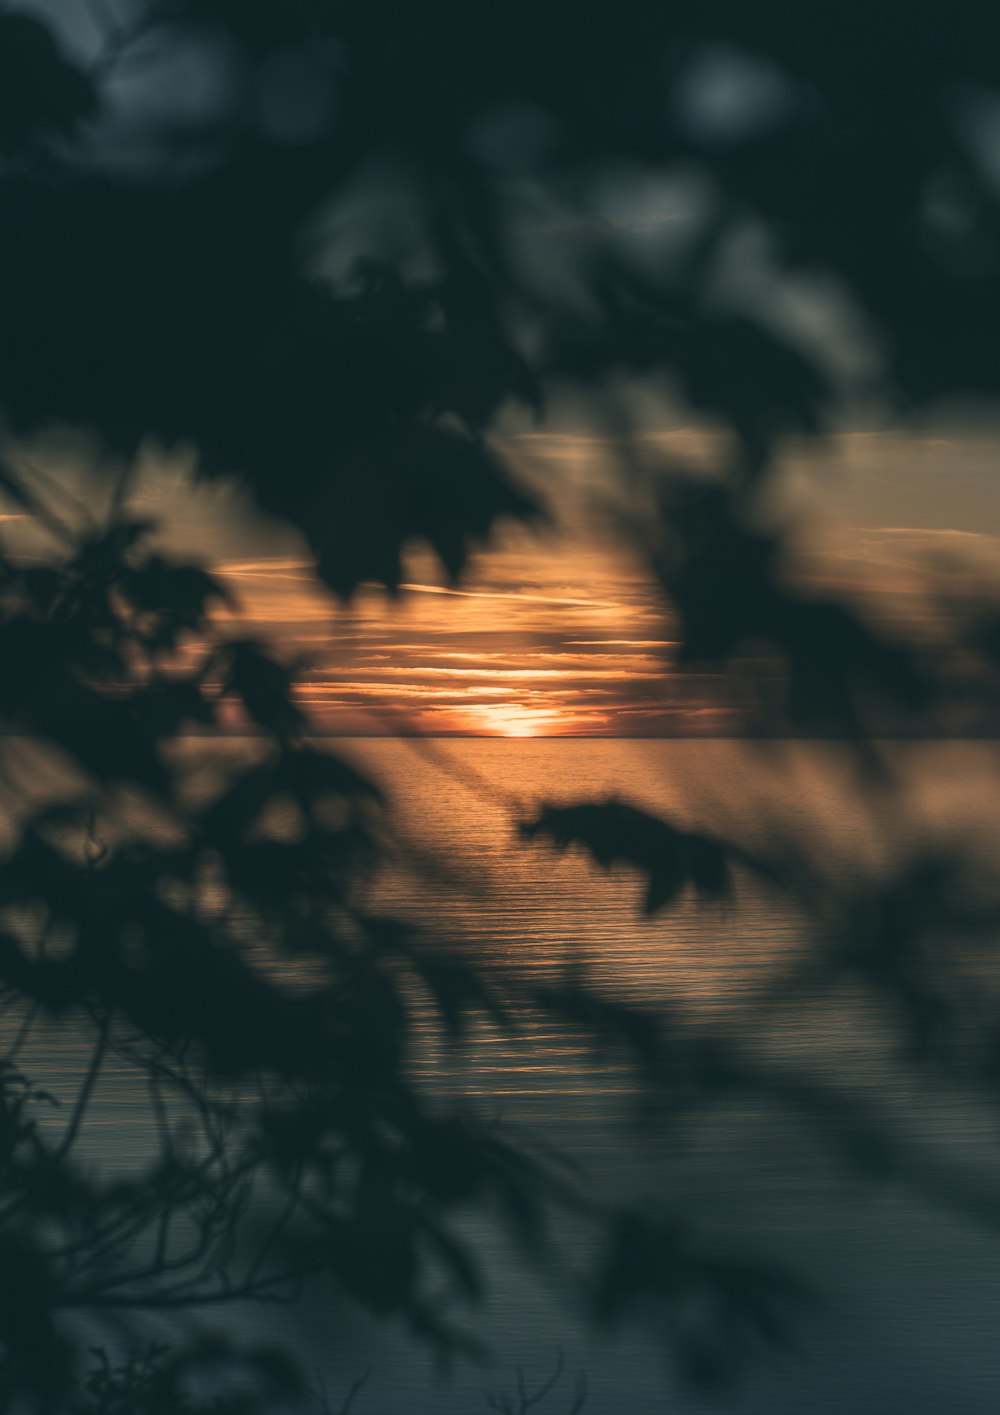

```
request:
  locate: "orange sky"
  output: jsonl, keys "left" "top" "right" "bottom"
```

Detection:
{"left": 8, "top": 423, "right": 1000, "bottom": 736}
{"left": 209, "top": 533, "right": 711, "bottom": 737}
{"left": 200, "top": 424, "right": 1000, "bottom": 737}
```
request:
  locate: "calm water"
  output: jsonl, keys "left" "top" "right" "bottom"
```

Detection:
{"left": 16, "top": 739, "right": 1000, "bottom": 1413}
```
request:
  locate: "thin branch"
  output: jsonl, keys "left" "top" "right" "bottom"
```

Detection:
{"left": 243, "top": 1164, "right": 303, "bottom": 1289}
{"left": 16, "top": 457, "right": 97, "bottom": 535}
{"left": 54, "top": 1008, "right": 111, "bottom": 1162}
{"left": 61, "top": 1257, "right": 325, "bottom": 1310}
{"left": 484, "top": 1352, "right": 578, "bottom": 1415}
{"left": 308, "top": 1367, "right": 371, "bottom": 1415}
{"left": 4, "top": 1000, "right": 38, "bottom": 1064}
{"left": 0, "top": 457, "right": 78, "bottom": 547}
{"left": 338, "top": 1370, "right": 370, "bottom": 1415}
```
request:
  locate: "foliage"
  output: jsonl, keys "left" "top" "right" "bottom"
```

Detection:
{"left": 0, "top": 0, "right": 999, "bottom": 1410}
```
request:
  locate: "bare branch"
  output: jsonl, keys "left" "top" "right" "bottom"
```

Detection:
{"left": 484, "top": 1352, "right": 581, "bottom": 1415}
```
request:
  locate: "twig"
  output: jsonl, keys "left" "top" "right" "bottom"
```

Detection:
{"left": 308, "top": 1368, "right": 370, "bottom": 1415}
{"left": 338, "top": 1369, "right": 370, "bottom": 1415}
{"left": 54, "top": 1008, "right": 111, "bottom": 1161}
{"left": 485, "top": 1351, "right": 585, "bottom": 1414}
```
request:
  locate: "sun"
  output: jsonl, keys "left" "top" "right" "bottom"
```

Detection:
{"left": 461, "top": 704, "right": 565, "bottom": 737}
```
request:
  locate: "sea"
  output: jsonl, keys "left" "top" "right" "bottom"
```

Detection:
{"left": 14, "top": 738, "right": 1000, "bottom": 1414}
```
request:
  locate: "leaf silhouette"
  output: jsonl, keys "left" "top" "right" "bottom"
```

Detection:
{"left": 521, "top": 800, "right": 772, "bottom": 914}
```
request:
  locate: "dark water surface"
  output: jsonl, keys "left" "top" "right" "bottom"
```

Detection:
{"left": 20, "top": 739, "right": 1000, "bottom": 1413}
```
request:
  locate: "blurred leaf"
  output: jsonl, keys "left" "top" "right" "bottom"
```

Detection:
{"left": 522, "top": 800, "right": 751, "bottom": 913}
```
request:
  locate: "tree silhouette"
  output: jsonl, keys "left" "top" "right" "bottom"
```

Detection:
{"left": 1, "top": 0, "right": 1000, "bottom": 1409}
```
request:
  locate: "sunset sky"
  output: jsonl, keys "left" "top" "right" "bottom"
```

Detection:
{"left": 58, "top": 417, "right": 992, "bottom": 738}
{"left": 9, "top": 0, "right": 1000, "bottom": 739}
